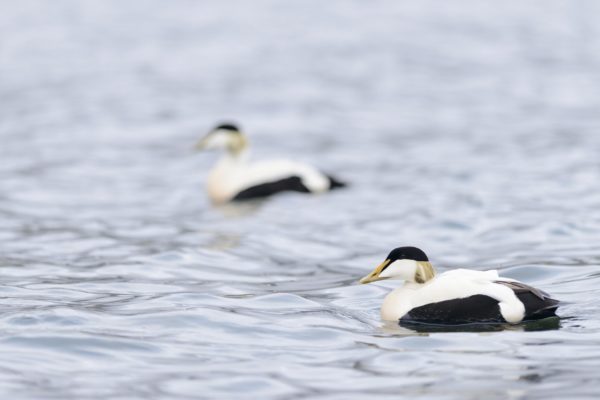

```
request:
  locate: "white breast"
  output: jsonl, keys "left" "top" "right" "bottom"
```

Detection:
{"left": 381, "top": 269, "right": 526, "bottom": 324}
{"left": 206, "top": 155, "right": 330, "bottom": 203}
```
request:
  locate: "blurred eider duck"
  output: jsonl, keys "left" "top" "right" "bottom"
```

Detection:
{"left": 360, "top": 246, "right": 559, "bottom": 325}
{"left": 195, "top": 123, "right": 345, "bottom": 203}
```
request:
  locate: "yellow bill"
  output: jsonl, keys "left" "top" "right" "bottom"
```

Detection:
{"left": 359, "top": 259, "right": 391, "bottom": 284}
{"left": 194, "top": 136, "right": 209, "bottom": 150}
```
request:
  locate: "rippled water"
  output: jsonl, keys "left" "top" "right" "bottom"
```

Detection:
{"left": 2, "top": 1, "right": 600, "bottom": 398}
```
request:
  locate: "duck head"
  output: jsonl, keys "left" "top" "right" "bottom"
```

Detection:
{"left": 360, "top": 246, "right": 436, "bottom": 284}
{"left": 195, "top": 123, "right": 248, "bottom": 155}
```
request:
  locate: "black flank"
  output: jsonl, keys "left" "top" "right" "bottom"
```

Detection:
{"left": 232, "top": 176, "right": 310, "bottom": 201}
{"left": 400, "top": 283, "right": 560, "bottom": 326}
{"left": 400, "top": 295, "right": 504, "bottom": 325}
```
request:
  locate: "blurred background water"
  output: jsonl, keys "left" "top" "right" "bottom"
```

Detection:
{"left": 1, "top": 0, "right": 600, "bottom": 398}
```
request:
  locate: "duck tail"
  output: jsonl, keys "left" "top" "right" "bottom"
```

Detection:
{"left": 327, "top": 175, "right": 347, "bottom": 190}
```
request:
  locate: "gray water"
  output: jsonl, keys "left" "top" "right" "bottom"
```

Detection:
{"left": 1, "top": 1, "right": 600, "bottom": 398}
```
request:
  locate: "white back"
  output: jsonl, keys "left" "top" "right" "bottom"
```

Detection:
{"left": 380, "top": 269, "right": 526, "bottom": 323}
{"left": 207, "top": 155, "right": 330, "bottom": 203}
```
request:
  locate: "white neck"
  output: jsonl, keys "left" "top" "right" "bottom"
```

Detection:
{"left": 217, "top": 146, "right": 249, "bottom": 164}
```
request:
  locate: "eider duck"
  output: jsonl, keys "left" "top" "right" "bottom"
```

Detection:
{"left": 360, "top": 246, "right": 559, "bottom": 325}
{"left": 195, "top": 123, "right": 345, "bottom": 203}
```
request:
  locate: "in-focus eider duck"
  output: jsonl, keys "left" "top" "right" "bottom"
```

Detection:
{"left": 195, "top": 123, "right": 346, "bottom": 203}
{"left": 360, "top": 246, "right": 559, "bottom": 325}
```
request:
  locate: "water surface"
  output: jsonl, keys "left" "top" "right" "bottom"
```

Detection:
{"left": 1, "top": 1, "right": 600, "bottom": 398}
